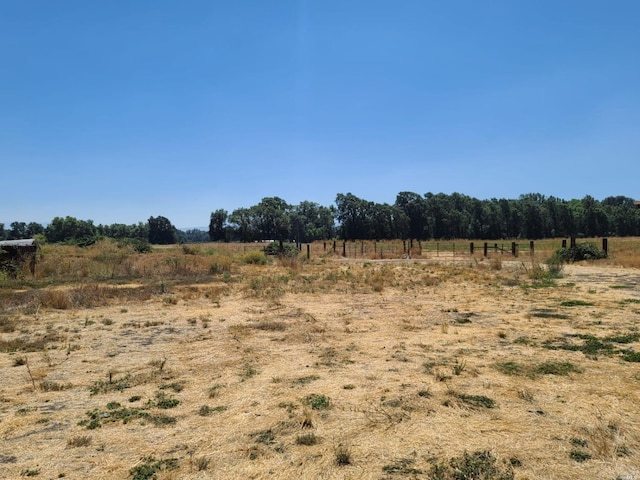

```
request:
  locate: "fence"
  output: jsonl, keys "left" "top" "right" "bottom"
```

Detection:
{"left": 296, "top": 237, "right": 610, "bottom": 260}
{"left": 188, "top": 237, "right": 611, "bottom": 261}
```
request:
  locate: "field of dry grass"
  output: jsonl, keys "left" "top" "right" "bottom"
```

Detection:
{"left": 1, "top": 240, "right": 639, "bottom": 479}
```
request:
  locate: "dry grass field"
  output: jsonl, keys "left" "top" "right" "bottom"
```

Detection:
{"left": 1, "top": 240, "right": 639, "bottom": 479}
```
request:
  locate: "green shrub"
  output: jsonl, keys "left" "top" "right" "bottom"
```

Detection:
{"left": 129, "top": 457, "right": 178, "bottom": 480}
{"left": 264, "top": 242, "right": 299, "bottom": 257}
{"left": 555, "top": 243, "right": 606, "bottom": 262}
{"left": 569, "top": 449, "right": 591, "bottom": 462}
{"left": 118, "top": 238, "right": 152, "bottom": 253}
{"left": 534, "top": 361, "right": 582, "bottom": 376}
{"left": 242, "top": 251, "right": 268, "bottom": 265}
{"left": 209, "top": 255, "right": 232, "bottom": 274}
{"left": 302, "top": 394, "right": 331, "bottom": 410}
{"left": 429, "top": 450, "right": 514, "bottom": 480}
{"left": 546, "top": 254, "right": 565, "bottom": 276}
{"left": 454, "top": 393, "right": 496, "bottom": 409}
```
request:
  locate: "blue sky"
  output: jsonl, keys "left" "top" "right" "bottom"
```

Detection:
{"left": 2, "top": 1, "right": 639, "bottom": 228}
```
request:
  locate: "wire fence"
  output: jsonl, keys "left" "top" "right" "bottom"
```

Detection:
{"left": 191, "top": 237, "right": 613, "bottom": 261}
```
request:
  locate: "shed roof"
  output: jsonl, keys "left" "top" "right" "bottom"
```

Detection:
{"left": 0, "top": 239, "right": 38, "bottom": 247}
{"left": 635, "top": 200, "right": 640, "bottom": 209}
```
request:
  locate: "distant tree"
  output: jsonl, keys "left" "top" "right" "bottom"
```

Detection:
{"left": 290, "top": 201, "right": 335, "bottom": 242}
{"left": 253, "top": 197, "right": 291, "bottom": 244}
{"left": 131, "top": 222, "right": 150, "bottom": 240}
{"left": 229, "top": 207, "right": 254, "bottom": 242}
{"left": 179, "top": 229, "right": 209, "bottom": 243}
{"left": 335, "top": 193, "right": 371, "bottom": 240}
{"left": 8, "top": 222, "right": 28, "bottom": 240}
{"left": 395, "top": 192, "right": 427, "bottom": 240}
{"left": 0, "top": 223, "right": 5, "bottom": 240}
{"left": 209, "top": 209, "right": 228, "bottom": 242}
{"left": 98, "top": 223, "right": 129, "bottom": 239}
{"left": 26, "top": 222, "right": 44, "bottom": 237}
{"left": 581, "top": 195, "right": 608, "bottom": 237}
{"left": 45, "top": 216, "right": 97, "bottom": 243}
{"left": 147, "top": 216, "right": 177, "bottom": 245}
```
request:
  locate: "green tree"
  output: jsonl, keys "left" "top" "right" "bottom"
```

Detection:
{"left": 179, "top": 229, "right": 209, "bottom": 243}
{"left": 8, "top": 222, "right": 28, "bottom": 240}
{"left": 290, "top": 201, "right": 335, "bottom": 242}
{"left": 209, "top": 209, "right": 228, "bottom": 242}
{"left": 26, "top": 222, "right": 44, "bottom": 237}
{"left": 147, "top": 216, "right": 177, "bottom": 245}
{"left": 395, "top": 192, "right": 427, "bottom": 240}
{"left": 45, "top": 216, "right": 97, "bottom": 243}
{"left": 335, "top": 193, "right": 372, "bottom": 240}
{"left": 229, "top": 208, "right": 254, "bottom": 242}
{"left": 253, "top": 197, "right": 291, "bottom": 244}
{"left": 581, "top": 195, "right": 608, "bottom": 237}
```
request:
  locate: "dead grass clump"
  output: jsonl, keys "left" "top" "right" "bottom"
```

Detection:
{"left": 366, "top": 267, "right": 388, "bottom": 292}
{"left": 245, "top": 274, "right": 288, "bottom": 301}
{"left": 37, "top": 284, "right": 153, "bottom": 310}
{"left": 40, "top": 380, "right": 72, "bottom": 392}
{"left": 334, "top": 444, "right": 352, "bottom": 466}
{"left": 490, "top": 256, "right": 503, "bottom": 270}
{"left": 209, "top": 254, "right": 232, "bottom": 274}
{"left": 382, "top": 457, "right": 423, "bottom": 476}
{"left": 0, "top": 314, "right": 17, "bottom": 332}
{"left": 296, "top": 432, "right": 319, "bottom": 446}
{"left": 0, "top": 332, "right": 65, "bottom": 353}
{"left": 578, "top": 416, "right": 633, "bottom": 459}
{"left": 39, "top": 289, "right": 72, "bottom": 309}
{"left": 277, "top": 255, "right": 301, "bottom": 270}
{"left": 495, "top": 360, "right": 583, "bottom": 378}
{"left": 250, "top": 320, "right": 287, "bottom": 331}
{"left": 192, "top": 456, "right": 210, "bottom": 471}
{"left": 67, "top": 435, "right": 92, "bottom": 448}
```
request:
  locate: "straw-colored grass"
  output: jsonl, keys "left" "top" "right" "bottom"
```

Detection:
{"left": 1, "top": 241, "right": 639, "bottom": 478}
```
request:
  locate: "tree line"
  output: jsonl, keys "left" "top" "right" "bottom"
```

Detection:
{"left": 212, "top": 193, "right": 640, "bottom": 242}
{"left": 2, "top": 193, "right": 639, "bottom": 245}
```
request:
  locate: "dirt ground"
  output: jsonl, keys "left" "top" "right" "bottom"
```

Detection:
{"left": 1, "top": 258, "right": 639, "bottom": 479}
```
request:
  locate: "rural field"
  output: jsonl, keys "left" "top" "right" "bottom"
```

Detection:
{"left": 1, "top": 239, "right": 639, "bottom": 479}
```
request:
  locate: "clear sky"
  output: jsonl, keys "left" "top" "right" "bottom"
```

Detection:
{"left": 2, "top": 1, "right": 639, "bottom": 228}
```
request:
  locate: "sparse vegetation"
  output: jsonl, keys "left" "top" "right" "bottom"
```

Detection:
{"left": 302, "top": 394, "right": 331, "bottom": 410}
{"left": 334, "top": 444, "right": 352, "bottom": 466}
{"left": 296, "top": 433, "right": 319, "bottom": 446}
{"left": 129, "top": 457, "right": 178, "bottom": 480}
{"left": 0, "top": 240, "right": 639, "bottom": 479}
{"left": 429, "top": 450, "right": 514, "bottom": 480}
{"left": 67, "top": 435, "right": 92, "bottom": 448}
{"left": 495, "top": 360, "right": 583, "bottom": 377}
{"left": 555, "top": 243, "right": 607, "bottom": 262}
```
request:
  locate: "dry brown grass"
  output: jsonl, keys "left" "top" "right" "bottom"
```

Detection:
{"left": 1, "top": 242, "right": 640, "bottom": 478}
